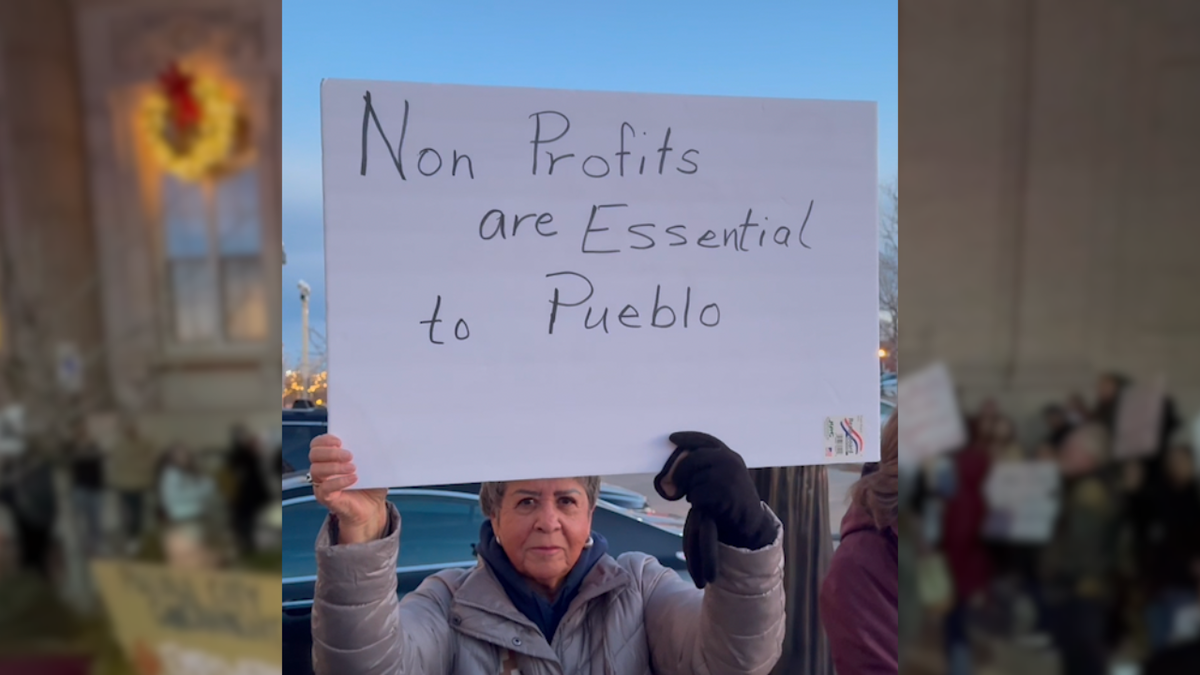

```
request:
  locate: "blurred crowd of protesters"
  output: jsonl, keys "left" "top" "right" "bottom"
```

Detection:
{"left": 0, "top": 420, "right": 279, "bottom": 580}
{"left": 905, "top": 373, "right": 1200, "bottom": 675}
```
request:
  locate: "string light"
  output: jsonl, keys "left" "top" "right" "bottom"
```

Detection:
{"left": 283, "top": 371, "right": 328, "bottom": 405}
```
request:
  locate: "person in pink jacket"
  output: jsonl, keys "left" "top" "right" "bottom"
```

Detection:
{"left": 821, "top": 411, "right": 899, "bottom": 673}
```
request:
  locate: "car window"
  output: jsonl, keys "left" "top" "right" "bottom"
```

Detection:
{"left": 282, "top": 499, "right": 329, "bottom": 579}
{"left": 282, "top": 423, "right": 325, "bottom": 474}
{"left": 392, "top": 493, "right": 485, "bottom": 567}
{"left": 282, "top": 492, "right": 485, "bottom": 580}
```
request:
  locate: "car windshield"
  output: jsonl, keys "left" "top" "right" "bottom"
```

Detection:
{"left": 283, "top": 490, "right": 690, "bottom": 584}
{"left": 283, "top": 492, "right": 486, "bottom": 580}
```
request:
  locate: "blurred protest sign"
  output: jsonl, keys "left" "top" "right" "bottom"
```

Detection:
{"left": 91, "top": 560, "right": 280, "bottom": 675}
{"left": 983, "top": 460, "right": 1060, "bottom": 543}
{"left": 897, "top": 362, "right": 966, "bottom": 463}
{"left": 321, "top": 79, "right": 880, "bottom": 487}
{"left": 1173, "top": 602, "right": 1200, "bottom": 645}
{"left": 0, "top": 405, "right": 23, "bottom": 456}
{"left": 1114, "top": 375, "right": 1166, "bottom": 459}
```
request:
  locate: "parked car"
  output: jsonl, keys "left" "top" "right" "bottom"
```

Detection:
{"left": 881, "top": 397, "right": 896, "bottom": 424}
{"left": 282, "top": 407, "right": 327, "bottom": 473}
{"left": 280, "top": 410, "right": 682, "bottom": 533}
{"left": 282, "top": 487, "right": 689, "bottom": 674}
{"left": 282, "top": 473, "right": 684, "bottom": 535}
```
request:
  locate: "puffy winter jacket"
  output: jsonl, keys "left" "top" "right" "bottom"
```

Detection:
{"left": 312, "top": 502, "right": 786, "bottom": 674}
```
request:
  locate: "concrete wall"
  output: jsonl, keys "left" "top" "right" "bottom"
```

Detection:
{"left": 900, "top": 0, "right": 1200, "bottom": 427}
{"left": 0, "top": 0, "right": 111, "bottom": 417}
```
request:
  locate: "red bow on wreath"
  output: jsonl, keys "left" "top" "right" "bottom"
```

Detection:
{"left": 158, "top": 62, "right": 201, "bottom": 132}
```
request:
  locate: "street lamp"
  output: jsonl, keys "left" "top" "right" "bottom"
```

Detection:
{"left": 299, "top": 280, "right": 311, "bottom": 396}
{"left": 878, "top": 348, "right": 887, "bottom": 376}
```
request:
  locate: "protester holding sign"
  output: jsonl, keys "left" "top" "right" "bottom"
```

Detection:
{"left": 820, "top": 410, "right": 900, "bottom": 674}
{"left": 308, "top": 432, "right": 785, "bottom": 675}
{"left": 1144, "top": 443, "right": 1200, "bottom": 651}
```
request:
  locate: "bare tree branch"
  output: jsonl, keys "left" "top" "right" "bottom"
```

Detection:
{"left": 879, "top": 183, "right": 898, "bottom": 352}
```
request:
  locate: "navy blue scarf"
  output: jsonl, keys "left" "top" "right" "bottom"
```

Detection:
{"left": 477, "top": 521, "right": 608, "bottom": 643}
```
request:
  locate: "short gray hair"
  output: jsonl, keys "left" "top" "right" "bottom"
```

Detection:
{"left": 479, "top": 477, "right": 601, "bottom": 518}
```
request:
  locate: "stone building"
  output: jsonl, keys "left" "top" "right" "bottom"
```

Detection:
{"left": 0, "top": 0, "right": 281, "bottom": 451}
{"left": 901, "top": 0, "right": 1200, "bottom": 425}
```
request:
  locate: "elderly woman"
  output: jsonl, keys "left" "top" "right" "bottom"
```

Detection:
{"left": 309, "top": 431, "right": 785, "bottom": 674}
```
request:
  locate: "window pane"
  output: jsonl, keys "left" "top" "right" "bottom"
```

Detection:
{"left": 222, "top": 256, "right": 266, "bottom": 341}
{"left": 163, "top": 175, "right": 209, "bottom": 259}
{"left": 217, "top": 167, "right": 262, "bottom": 256}
{"left": 170, "top": 260, "right": 219, "bottom": 342}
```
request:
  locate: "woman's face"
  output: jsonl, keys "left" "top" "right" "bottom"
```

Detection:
{"left": 491, "top": 478, "right": 594, "bottom": 597}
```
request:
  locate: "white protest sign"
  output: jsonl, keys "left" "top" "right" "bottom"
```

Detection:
{"left": 983, "top": 460, "right": 1061, "bottom": 543}
{"left": 1114, "top": 375, "right": 1166, "bottom": 459}
{"left": 897, "top": 362, "right": 966, "bottom": 464}
{"left": 321, "top": 80, "right": 879, "bottom": 488}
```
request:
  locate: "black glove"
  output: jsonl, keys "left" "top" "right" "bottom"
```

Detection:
{"left": 654, "top": 431, "right": 777, "bottom": 588}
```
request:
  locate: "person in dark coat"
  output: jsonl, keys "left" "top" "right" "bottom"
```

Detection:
{"left": 10, "top": 452, "right": 58, "bottom": 577}
{"left": 1043, "top": 404, "right": 1075, "bottom": 451}
{"left": 227, "top": 425, "right": 269, "bottom": 557}
{"left": 821, "top": 410, "right": 899, "bottom": 674}
{"left": 68, "top": 423, "right": 105, "bottom": 555}
{"left": 1144, "top": 443, "right": 1200, "bottom": 652}
{"left": 1093, "top": 372, "right": 1128, "bottom": 435}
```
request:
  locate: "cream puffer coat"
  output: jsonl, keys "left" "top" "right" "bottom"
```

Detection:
{"left": 312, "top": 502, "right": 786, "bottom": 674}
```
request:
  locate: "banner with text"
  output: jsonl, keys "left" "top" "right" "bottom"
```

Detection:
{"left": 91, "top": 561, "right": 281, "bottom": 675}
{"left": 321, "top": 79, "right": 879, "bottom": 487}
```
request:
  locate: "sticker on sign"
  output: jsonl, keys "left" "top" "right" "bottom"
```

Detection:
{"left": 321, "top": 79, "right": 880, "bottom": 487}
{"left": 824, "top": 416, "right": 866, "bottom": 459}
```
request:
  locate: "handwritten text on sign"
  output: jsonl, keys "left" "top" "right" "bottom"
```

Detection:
{"left": 321, "top": 80, "right": 879, "bottom": 487}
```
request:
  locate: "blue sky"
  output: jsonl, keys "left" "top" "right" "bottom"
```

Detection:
{"left": 282, "top": 0, "right": 897, "bottom": 361}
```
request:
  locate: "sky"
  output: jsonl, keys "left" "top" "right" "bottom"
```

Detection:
{"left": 282, "top": 0, "right": 898, "bottom": 361}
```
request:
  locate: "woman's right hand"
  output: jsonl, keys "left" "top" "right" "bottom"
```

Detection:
{"left": 309, "top": 435, "right": 388, "bottom": 544}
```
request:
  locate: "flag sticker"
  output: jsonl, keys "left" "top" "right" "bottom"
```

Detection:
{"left": 824, "top": 416, "right": 866, "bottom": 458}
